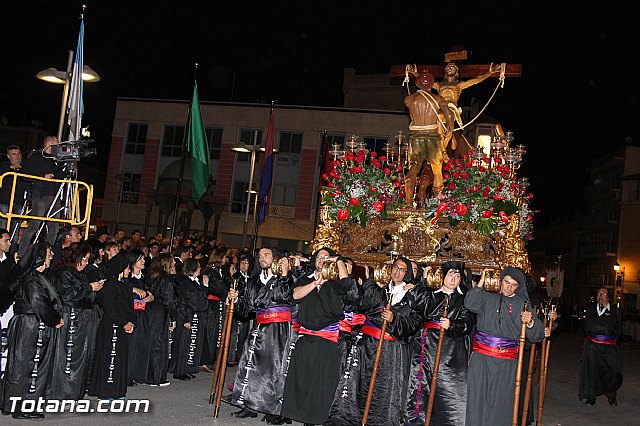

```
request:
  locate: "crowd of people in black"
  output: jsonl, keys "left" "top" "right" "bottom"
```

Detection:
{"left": 0, "top": 225, "right": 623, "bottom": 425}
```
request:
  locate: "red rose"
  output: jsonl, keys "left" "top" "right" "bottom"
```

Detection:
{"left": 373, "top": 201, "right": 384, "bottom": 212}
{"left": 393, "top": 181, "right": 402, "bottom": 187}
{"left": 349, "top": 197, "right": 360, "bottom": 206}
{"left": 322, "top": 173, "right": 329, "bottom": 180}
{"left": 455, "top": 203, "right": 468, "bottom": 216}
{"left": 337, "top": 209, "right": 349, "bottom": 221}
{"left": 465, "top": 162, "right": 473, "bottom": 169}
{"left": 482, "top": 209, "right": 493, "bottom": 218}
{"left": 369, "top": 185, "right": 376, "bottom": 191}
{"left": 379, "top": 155, "right": 387, "bottom": 161}
{"left": 454, "top": 159, "right": 461, "bottom": 165}
{"left": 370, "top": 152, "right": 378, "bottom": 158}
{"left": 372, "top": 160, "right": 381, "bottom": 168}
{"left": 449, "top": 184, "right": 456, "bottom": 190}
{"left": 436, "top": 202, "right": 448, "bottom": 214}
{"left": 482, "top": 157, "right": 490, "bottom": 164}
{"left": 453, "top": 172, "right": 460, "bottom": 179}
{"left": 478, "top": 166, "right": 486, "bottom": 172}
{"left": 525, "top": 213, "right": 533, "bottom": 222}
{"left": 397, "top": 165, "right": 404, "bottom": 172}
{"left": 500, "top": 215, "right": 509, "bottom": 223}
{"left": 493, "top": 194, "right": 504, "bottom": 201}
{"left": 356, "top": 156, "right": 365, "bottom": 163}
{"left": 510, "top": 182, "right": 518, "bottom": 189}
{"left": 528, "top": 193, "right": 535, "bottom": 199}
{"left": 355, "top": 165, "right": 363, "bottom": 173}
{"left": 382, "top": 168, "right": 391, "bottom": 175}
{"left": 328, "top": 182, "right": 334, "bottom": 188}
{"left": 346, "top": 151, "right": 355, "bottom": 161}
{"left": 444, "top": 173, "right": 450, "bottom": 179}
{"left": 461, "top": 172, "right": 468, "bottom": 179}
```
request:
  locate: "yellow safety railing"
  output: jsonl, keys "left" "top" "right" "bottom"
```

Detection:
{"left": 0, "top": 171, "right": 94, "bottom": 240}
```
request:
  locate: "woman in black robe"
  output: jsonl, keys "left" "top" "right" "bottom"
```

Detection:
{"left": 126, "top": 248, "right": 152, "bottom": 385}
{"left": 228, "top": 253, "right": 254, "bottom": 364}
{"left": 48, "top": 242, "right": 102, "bottom": 400}
{"left": 88, "top": 252, "right": 136, "bottom": 400}
{"left": 281, "top": 249, "right": 352, "bottom": 425}
{"left": 1, "top": 243, "right": 63, "bottom": 419}
{"left": 171, "top": 258, "right": 208, "bottom": 380}
{"left": 327, "top": 257, "right": 421, "bottom": 426}
{"left": 199, "top": 252, "right": 229, "bottom": 369}
{"left": 145, "top": 253, "right": 177, "bottom": 386}
{"left": 404, "top": 261, "right": 475, "bottom": 425}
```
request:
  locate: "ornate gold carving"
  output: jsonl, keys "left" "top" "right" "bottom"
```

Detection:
{"left": 494, "top": 215, "right": 530, "bottom": 272}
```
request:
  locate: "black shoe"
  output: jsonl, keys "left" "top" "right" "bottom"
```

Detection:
{"left": 173, "top": 374, "right": 191, "bottom": 381}
{"left": 608, "top": 398, "right": 617, "bottom": 406}
{"left": 127, "top": 380, "right": 137, "bottom": 387}
{"left": 227, "top": 361, "right": 238, "bottom": 367}
{"left": 231, "top": 408, "right": 257, "bottom": 418}
{"left": 12, "top": 412, "right": 45, "bottom": 419}
{"left": 187, "top": 373, "right": 196, "bottom": 379}
{"left": 1, "top": 410, "right": 12, "bottom": 416}
{"left": 585, "top": 398, "right": 596, "bottom": 406}
{"left": 267, "top": 416, "right": 292, "bottom": 425}
{"left": 221, "top": 394, "right": 232, "bottom": 404}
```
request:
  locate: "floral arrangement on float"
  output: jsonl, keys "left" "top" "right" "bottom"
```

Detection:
{"left": 424, "top": 131, "right": 536, "bottom": 240}
{"left": 321, "top": 135, "right": 405, "bottom": 227}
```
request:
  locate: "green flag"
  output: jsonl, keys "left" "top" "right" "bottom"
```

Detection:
{"left": 186, "top": 82, "right": 210, "bottom": 205}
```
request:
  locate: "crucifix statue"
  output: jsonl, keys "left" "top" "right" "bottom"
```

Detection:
{"left": 390, "top": 47, "right": 522, "bottom": 207}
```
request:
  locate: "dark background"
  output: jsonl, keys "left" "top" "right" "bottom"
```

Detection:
{"left": 1, "top": 0, "right": 639, "bottom": 223}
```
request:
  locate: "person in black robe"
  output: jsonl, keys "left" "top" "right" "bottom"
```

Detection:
{"left": 228, "top": 253, "right": 254, "bottom": 365}
{"left": 145, "top": 253, "right": 177, "bottom": 386}
{"left": 171, "top": 258, "right": 208, "bottom": 380}
{"left": 47, "top": 242, "right": 102, "bottom": 400}
{"left": 88, "top": 252, "right": 136, "bottom": 400}
{"left": 327, "top": 257, "right": 421, "bottom": 426}
{"left": 464, "top": 266, "right": 543, "bottom": 426}
{"left": 578, "top": 287, "right": 623, "bottom": 406}
{"left": 1, "top": 243, "right": 62, "bottom": 419}
{"left": 281, "top": 248, "right": 351, "bottom": 425}
{"left": 404, "top": 261, "right": 475, "bottom": 425}
{"left": 126, "top": 248, "right": 153, "bottom": 385}
{"left": 200, "top": 253, "right": 230, "bottom": 370}
{"left": 226, "top": 247, "right": 295, "bottom": 424}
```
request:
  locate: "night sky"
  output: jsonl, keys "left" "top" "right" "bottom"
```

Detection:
{"left": 1, "top": 0, "right": 639, "bottom": 224}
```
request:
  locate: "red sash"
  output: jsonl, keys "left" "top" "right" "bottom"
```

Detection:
{"left": 339, "top": 319, "right": 352, "bottom": 333}
{"left": 361, "top": 320, "right": 395, "bottom": 341}
{"left": 423, "top": 321, "right": 441, "bottom": 330}
{"left": 352, "top": 313, "right": 366, "bottom": 326}
{"left": 586, "top": 334, "right": 618, "bottom": 345}
{"left": 133, "top": 299, "right": 146, "bottom": 310}
{"left": 299, "top": 323, "right": 340, "bottom": 343}
{"left": 207, "top": 295, "right": 221, "bottom": 301}
{"left": 256, "top": 307, "right": 292, "bottom": 325}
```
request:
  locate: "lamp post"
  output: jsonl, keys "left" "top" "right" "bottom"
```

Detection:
{"left": 614, "top": 261, "right": 625, "bottom": 306}
{"left": 36, "top": 51, "right": 100, "bottom": 141}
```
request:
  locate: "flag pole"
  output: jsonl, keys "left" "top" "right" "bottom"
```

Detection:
{"left": 311, "top": 129, "right": 328, "bottom": 241}
{"left": 170, "top": 63, "right": 197, "bottom": 252}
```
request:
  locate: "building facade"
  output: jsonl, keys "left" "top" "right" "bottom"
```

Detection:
{"left": 102, "top": 98, "right": 409, "bottom": 251}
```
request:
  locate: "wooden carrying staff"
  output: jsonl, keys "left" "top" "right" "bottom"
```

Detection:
{"left": 511, "top": 301, "right": 529, "bottom": 426}
{"left": 425, "top": 294, "right": 450, "bottom": 426}
{"left": 209, "top": 279, "right": 237, "bottom": 417}
{"left": 361, "top": 298, "right": 392, "bottom": 426}
{"left": 536, "top": 305, "right": 556, "bottom": 426}
{"left": 520, "top": 307, "right": 541, "bottom": 426}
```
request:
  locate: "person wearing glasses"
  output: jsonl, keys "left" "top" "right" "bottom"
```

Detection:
{"left": 464, "top": 266, "right": 544, "bottom": 426}
{"left": 327, "top": 256, "right": 421, "bottom": 426}
{"left": 47, "top": 242, "right": 103, "bottom": 400}
{"left": 404, "top": 261, "right": 475, "bottom": 425}
{"left": 578, "top": 288, "right": 623, "bottom": 407}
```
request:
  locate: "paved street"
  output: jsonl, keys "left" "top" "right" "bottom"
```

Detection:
{"left": 3, "top": 331, "right": 639, "bottom": 425}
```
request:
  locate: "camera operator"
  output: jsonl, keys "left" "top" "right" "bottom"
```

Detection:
{"left": 0, "top": 145, "right": 26, "bottom": 235}
{"left": 18, "top": 136, "right": 66, "bottom": 259}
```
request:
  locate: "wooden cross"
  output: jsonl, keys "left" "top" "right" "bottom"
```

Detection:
{"left": 388, "top": 46, "right": 522, "bottom": 79}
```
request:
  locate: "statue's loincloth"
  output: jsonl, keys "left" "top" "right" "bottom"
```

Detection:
{"left": 408, "top": 133, "right": 443, "bottom": 166}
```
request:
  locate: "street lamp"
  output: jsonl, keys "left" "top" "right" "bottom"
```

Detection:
{"left": 230, "top": 141, "right": 278, "bottom": 248}
{"left": 614, "top": 262, "right": 625, "bottom": 305}
{"left": 36, "top": 50, "right": 101, "bottom": 141}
